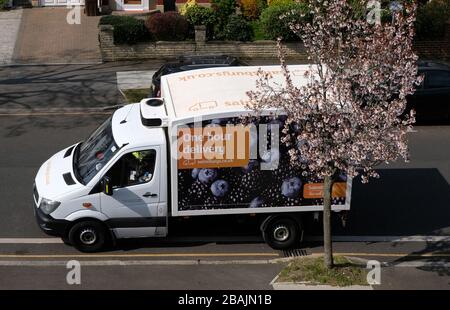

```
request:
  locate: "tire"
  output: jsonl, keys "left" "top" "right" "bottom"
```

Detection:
{"left": 68, "top": 220, "right": 107, "bottom": 253}
{"left": 61, "top": 235, "right": 72, "bottom": 246}
{"left": 262, "top": 217, "right": 300, "bottom": 250}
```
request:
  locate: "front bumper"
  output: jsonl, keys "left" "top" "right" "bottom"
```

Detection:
{"left": 34, "top": 204, "right": 70, "bottom": 237}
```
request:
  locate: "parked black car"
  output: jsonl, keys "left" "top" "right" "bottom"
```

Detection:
{"left": 149, "top": 55, "right": 247, "bottom": 97}
{"left": 407, "top": 61, "right": 450, "bottom": 123}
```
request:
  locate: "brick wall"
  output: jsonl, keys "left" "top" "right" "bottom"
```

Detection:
{"left": 98, "top": 25, "right": 308, "bottom": 61}
{"left": 413, "top": 21, "right": 450, "bottom": 60}
{"left": 99, "top": 24, "right": 450, "bottom": 62}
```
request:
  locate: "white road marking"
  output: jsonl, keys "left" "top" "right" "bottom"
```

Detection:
{"left": 0, "top": 238, "right": 63, "bottom": 244}
{"left": 306, "top": 235, "right": 450, "bottom": 242}
{"left": 0, "top": 259, "right": 274, "bottom": 266}
{"left": 116, "top": 71, "right": 156, "bottom": 90}
{"left": 0, "top": 259, "right": 448, "bottom": 268}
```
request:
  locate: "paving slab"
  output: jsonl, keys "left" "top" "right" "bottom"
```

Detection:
{"left": 0, "top": 9, "right": 23, "bottom": 65}
{"left": 13, "top": 7, "right": 101, "bottom": 64}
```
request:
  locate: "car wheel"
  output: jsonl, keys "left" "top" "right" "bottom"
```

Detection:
{"left": 262, "top": 217, "right": 300, "bottom": 250}
{"left": 68, "top": 220, "right": 107, "bottom": 253}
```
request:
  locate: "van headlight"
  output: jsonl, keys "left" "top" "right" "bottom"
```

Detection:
{"left": 39, "top": 198, "right": 61, "bottom": 215}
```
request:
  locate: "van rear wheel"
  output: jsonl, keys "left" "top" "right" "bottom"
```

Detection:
{"left": 68, "top": 220, "right": 106, "bottom": 253}
{"left": 263, "top": 217, "right": 300, "bottom": 250}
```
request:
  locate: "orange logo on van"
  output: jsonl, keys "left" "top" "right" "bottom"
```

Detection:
{"left": 178, "top": 125, "right": 250, "bottom": 169}
{"left": 303, "top": 182, "right": 347, "bottom": 199}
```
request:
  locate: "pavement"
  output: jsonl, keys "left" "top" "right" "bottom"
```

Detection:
{"left": 0, "top": 9, "right": 22, "bottom": 65}
{"left": 13, "top": 7, "right": 101, "bottom": 64}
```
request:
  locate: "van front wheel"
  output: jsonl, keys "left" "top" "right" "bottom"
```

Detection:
{"left": 263, "top": 217, "right": 300, "bottom": 250}
{"left": 68, "top": 220, "right": 107, "bottom": 252}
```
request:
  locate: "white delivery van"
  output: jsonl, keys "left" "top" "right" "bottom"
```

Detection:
{"left": 33, "top": 65, "right": 352, "bottom": 252}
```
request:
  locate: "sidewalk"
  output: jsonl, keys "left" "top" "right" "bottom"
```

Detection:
{"left": 0, "top": 9, "right": 23, "bottom": 65}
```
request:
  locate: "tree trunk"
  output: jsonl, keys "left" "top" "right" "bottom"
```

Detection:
{"left": 323, "top": 174, "right": 334, "bottom": 269}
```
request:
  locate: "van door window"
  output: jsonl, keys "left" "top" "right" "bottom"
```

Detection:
{"left": 106, "top": 150, "right": 156, "bottom": 189}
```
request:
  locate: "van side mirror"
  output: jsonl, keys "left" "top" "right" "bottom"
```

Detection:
{"left": 101, "top": 176, "right": 113, "bottom": 196}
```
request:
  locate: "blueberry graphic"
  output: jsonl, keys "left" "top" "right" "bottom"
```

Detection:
{"left": 338, "top": 172, "right": 347, "bottom": 182}
{"left": 210, "top": 118, "right": 223, "bottom": 125}
{"left": 261, "top": 148, "right": 280, "bottom": 164}
{"left": 198, "top": 168, "right": 217, "bottom": 184}
{"left": 242, "top": 159, "right": 259, "bottom": 172}
{"left": 211, "top": 180, "right": 229, "bottom": 197}
{"left": 191, "top": 168, "right": 200, "bottom": 179}
{"left": 291, "top": 122, "right": 301, "bottom": 133}
{"left": 281, "top": 177, "right": 302, "bottom": 198}
{"left": 249, "top": 197, "right": 264, "bottom": 208}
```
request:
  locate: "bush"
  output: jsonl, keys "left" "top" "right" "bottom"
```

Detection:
{"left": 267, "top": 0, "right": 293, "bottom": 7}
{"left": 219, "top": 14, "right": 253, "bottom": 41}
{"left": 239, "top": 0, "right": 266, "bottom": 21}
{"left": 415, "top": 0, "right": 450, "bottom": 40}
{"left": 145, "top": 12, "right": 189, "bottom": 41}
{"left": 259, "top": 2, "right": 310, "bottom": 41}
{"left": 179, "top": 0, "right": 198, "bottom": 15}
{"left": 211, "top": 0, "right": 238, "bottom": 26}
{"left": 0, "top": 0, "right": 9, "bottom": 10}
{"left": 185, "top": 5, "right": 216, "bottom": 26}
{"left": 99, "top": 16, "right": 151, "bottom": 45}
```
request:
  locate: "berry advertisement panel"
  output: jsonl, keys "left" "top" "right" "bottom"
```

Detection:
{"left": 176, "top": 116, "right": 348, "bottom": 212}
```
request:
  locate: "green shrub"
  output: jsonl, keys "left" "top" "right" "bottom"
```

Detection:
{"left": 99, "top": 15, "right": 129, "bottom": 25}
{"left": 185, "top": 5, "right": 216, "bottom": 26}
{"left": 179, "top": 0, "right": 197, "bottom": 15}
{"left": 145, "top": 12, "right": 189, "bottom": 41}
{"left": 211, "top": 0, "right": 238, "bottom": 28}
{"left": 267, "top": 0, "right": 293, "bottom": 7}
{"left": 99, "top": 16, "right": 151, "bottom": 45}
{"left": 239, "top": 0, "right": 266, "bottom": 21}
{"left": 250, "top": 20, "right": 265, "bottom": 40}
{"left": 259, "top": 2, "right": 310, "bottom": 41}
{"left": 219, "top": 14, "right": 253, "bottom": 41}
{"left": 415, "top": 0, "right": 450, "bottom": 40}
{"left": 0, "top": 0, "right": 8, "bottom": 10}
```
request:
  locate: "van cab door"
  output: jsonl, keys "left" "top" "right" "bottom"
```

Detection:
{"left": 99, "top": 146, "right": 165, "bottom": 238}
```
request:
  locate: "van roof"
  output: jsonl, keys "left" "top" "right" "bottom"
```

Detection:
{"left": 160, "top": 65, "right": 312, "bottom": 121}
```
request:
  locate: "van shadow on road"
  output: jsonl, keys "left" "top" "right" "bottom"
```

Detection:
{"left": 326, "top": 168, "right": 450, "bottom": 237}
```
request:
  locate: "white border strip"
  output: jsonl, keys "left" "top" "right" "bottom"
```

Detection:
{"left": 0, "top": 238, "right": 63, "bottom": 244}
{"left": 306, "top": 235, "right": 450, "bottom": 242}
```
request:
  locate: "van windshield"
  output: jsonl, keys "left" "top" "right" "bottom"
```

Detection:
{"left": 73, "top": 117, "right": 118, "bottom": 185}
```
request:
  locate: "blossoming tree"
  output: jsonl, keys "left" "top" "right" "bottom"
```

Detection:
{"left": 246, "top": 0, "right": 422, "bottom": 268}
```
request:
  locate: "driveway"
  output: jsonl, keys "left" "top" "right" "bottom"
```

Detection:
{"left": 13, "top": 7, "right": 101, "bottom": 64}
{"left": 0, "top": 9, "right": 22, "bottom": 65}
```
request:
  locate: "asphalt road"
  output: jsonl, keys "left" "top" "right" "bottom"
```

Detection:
{"left": 0, "top": 114, "right": 448, "bottom": 289}
{"left": 0, "top": 114, "right": 449, "bottom": 238}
